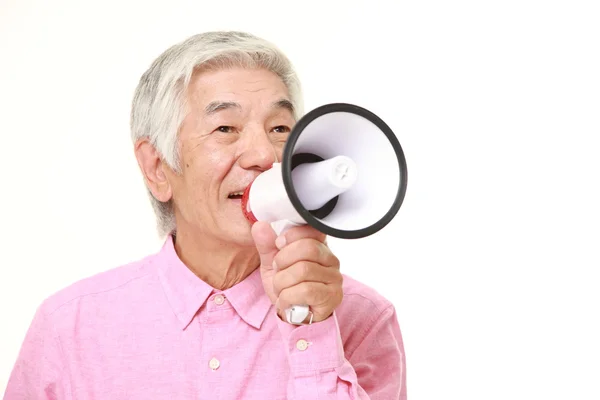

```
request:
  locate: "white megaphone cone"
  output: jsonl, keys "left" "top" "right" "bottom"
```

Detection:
{"left": 241, "top": 103, "right": 408, "bottom": 325}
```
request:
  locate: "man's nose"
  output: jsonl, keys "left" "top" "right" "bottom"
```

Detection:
{"left": 238, "top": 130, "right": 279, "bottom": 171}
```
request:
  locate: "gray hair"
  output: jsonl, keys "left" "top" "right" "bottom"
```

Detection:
{"left": 130, "top": 31, "right": 304, "bottom": 237}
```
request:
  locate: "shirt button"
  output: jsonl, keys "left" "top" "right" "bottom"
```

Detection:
{"left": 296, "top": 339, "right": 309, "bottom": 351}
{"left": 214, "top": 295, "right": 225, "bottom": 305}
{"left": 209, "top": 358, "right": 220, "bottom": 370}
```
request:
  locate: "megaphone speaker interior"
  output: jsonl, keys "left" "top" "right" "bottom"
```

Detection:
{"left": 241, "top": 102, "right": 408, "bottom": 324}
{"left": 243, "top": 102, "right": 408, "bottom": 238}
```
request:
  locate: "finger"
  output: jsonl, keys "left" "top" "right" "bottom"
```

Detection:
{"left": 272, "top": 261, "right": 343, "bottom": 297}
{"left": 273, "top": 238, "right": 340, "bottom": 271}
{"left": 276, "top": 281, "right": 334, "bottom": 310}
{"left": 251, "top": 221, "right": 278, "bottom": 271}
{"left": 275, "top": 224, "right": 327, "bottom": 250}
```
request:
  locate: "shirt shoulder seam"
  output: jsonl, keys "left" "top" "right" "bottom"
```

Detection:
{"left": 44, "top": 262, "right": 157, "bottom": 316}
{"left": 343, "top": 291, "right": 392, "bottom": 312}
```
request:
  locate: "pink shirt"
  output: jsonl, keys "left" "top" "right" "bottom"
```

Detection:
{"left": 4, "top": 235, "right": 407, "bottom": 399}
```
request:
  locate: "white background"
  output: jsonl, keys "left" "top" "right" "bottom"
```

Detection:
{"left": 1, "top": 0, "right": 599, "bottom": 399}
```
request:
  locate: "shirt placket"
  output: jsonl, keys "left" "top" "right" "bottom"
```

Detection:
{"left": 198, "top": 291, "right": 237, "bottom": 396}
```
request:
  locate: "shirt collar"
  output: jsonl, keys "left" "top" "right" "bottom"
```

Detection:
{"left": 156, "top": 235, "right": 273, "bottom": 330}
{"left": 223, "top": 265, "right": 273, "bottom": 330}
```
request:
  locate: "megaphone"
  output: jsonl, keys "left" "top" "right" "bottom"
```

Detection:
{"left": 241, "top": 103, "right": 408, "bottom": 324}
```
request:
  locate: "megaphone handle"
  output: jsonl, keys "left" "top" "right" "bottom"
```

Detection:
{"left": 271, "top": 220, "right": 312, "bottom": 325}
{"left": 285, "top": 304, "right": 312, "bottom": 325}
{"left": 270, "top": 219, "right": 301, "bottom": 237}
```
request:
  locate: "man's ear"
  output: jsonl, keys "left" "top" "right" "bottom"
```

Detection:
{"left": 134, "top": 138, "right": 173, "bottom": 202}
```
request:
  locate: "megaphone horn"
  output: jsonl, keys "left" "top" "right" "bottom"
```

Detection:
{"left": 241, "top": 102, "right": 408, "bottom": 324}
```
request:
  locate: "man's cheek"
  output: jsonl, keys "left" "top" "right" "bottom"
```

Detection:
{"left": 211, "top": 157, "right": 238, "bottom": 180}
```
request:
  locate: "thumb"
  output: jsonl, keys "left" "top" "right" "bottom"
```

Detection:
{"left": 251, "top": 221, "right": 278, "bottom": 270}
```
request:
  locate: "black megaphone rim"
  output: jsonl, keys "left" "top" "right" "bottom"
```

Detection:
{"left": 281, "top": 102, "right": 408, "bottom": 239}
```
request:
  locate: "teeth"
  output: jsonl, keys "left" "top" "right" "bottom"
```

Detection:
{"left": 229, "top": 191, "right": 244, "bottom": 196}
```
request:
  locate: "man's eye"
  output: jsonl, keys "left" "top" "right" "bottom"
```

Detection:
{"left": 217, "top": 126, "right": 235, "bottom": 133}
{"left": 272, "top": 125, "right": 291, "bottom": 133}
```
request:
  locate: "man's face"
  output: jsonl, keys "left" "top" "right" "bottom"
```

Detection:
{"left": 165, "top": 67, "right": 295, "bottom": 245}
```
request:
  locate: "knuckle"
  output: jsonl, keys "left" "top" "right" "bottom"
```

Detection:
{"left": 303, "top": 283, "right": 317, "bottom": 299}
{"left": 329, "top": 285, "right": 342, "bottom": 304}
{"left": 310, "top": 241, "right": 327, "bottom": 261}
{"left": 312, "top": 244, "right": 322, "bottom": 260}
{"left": 330, "top": 253, "right": 340, "bottom": 268}
{"left": 298, "top": 261, "right": 311, "bottom": 279}
{"left": 316, "top": 242, "right": 327, "bottom": 259}
{"left": 316, "top": 285, "right": 329, "bottom": 304}
{"left": 273, "top": 253, "right": 284, "bottom": 269}
{"left": 291, "top": 226, "right": 324, "bottom": 242}
{"left": 272, "top": 274, "right": 283, "bottom": 294}
{"left": 289, "top": 225, "right": 312, "bottom": 241}
{"left": 293, "top": 239, "right": 320, "bottom": 262}
{"left": 321, "top": 289, "right": 333, "bottom": 305}
{"left": 317, "top": 242, "right": 334, "bottom": 263}
{"left": 332, "top": 271, "right": 343, "bottom": 285}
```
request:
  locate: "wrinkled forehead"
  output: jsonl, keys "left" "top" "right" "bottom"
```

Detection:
{"left": 185, "top": 66, "right": 293, "bottom": 115}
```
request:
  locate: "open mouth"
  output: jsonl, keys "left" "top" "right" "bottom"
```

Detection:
{"left": 228, "top": 191, "right": 244, "bottom": 200}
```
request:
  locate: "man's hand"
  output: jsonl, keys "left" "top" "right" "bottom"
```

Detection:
{"left": 251, "top": 221, "right": 343, "bottom": 324}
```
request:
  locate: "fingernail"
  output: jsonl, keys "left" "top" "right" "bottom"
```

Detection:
{"left": 275, "top": 235, "right": 286, "bottom": 249}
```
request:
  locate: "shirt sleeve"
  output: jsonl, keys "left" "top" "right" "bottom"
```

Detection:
{"left": 3, "top": 304, "right": 68, "bottom": 400}
{"left": 277, "top": 304, "right": 407, "bottom": 399}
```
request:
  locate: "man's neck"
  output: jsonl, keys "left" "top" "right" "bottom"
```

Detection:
{"left": 172, "top": 228, "right": 260, "bottom": 291}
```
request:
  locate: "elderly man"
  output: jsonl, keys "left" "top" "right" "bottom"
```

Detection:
{"left": 4, "top": 31, "right": 407, "bottom": 399}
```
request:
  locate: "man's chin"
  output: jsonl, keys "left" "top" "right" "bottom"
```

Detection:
{"left": 222, "top": 201, "right": 259, "bottom": 244}
{"left": 222, "top": 221, "right": 256, "bottom": 245}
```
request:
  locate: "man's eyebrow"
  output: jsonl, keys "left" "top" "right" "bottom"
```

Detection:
{"left": 203, "top": 99, "right": 294, "bottom": 116}
{"left": 204, "top": 101, "right": 241, "bottom": 115}
{"left": 272, "top": 99, "right": 295, "bottom": 114}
